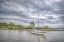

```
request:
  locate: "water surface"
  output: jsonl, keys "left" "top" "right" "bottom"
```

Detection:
{"left": 0, "top": 30, "right": 64, "bottom": 42}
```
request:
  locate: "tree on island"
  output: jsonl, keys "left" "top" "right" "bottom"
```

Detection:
{"left": 30, "top": 22, "right": 35, "bottom": 28}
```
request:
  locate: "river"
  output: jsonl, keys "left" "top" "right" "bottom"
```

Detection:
{"left": 0, "top": 30, "right": 64, "bottom": 42}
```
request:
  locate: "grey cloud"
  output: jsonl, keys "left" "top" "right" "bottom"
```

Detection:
{"left": 0, "top": 0, "right": 64, "bottom": 28}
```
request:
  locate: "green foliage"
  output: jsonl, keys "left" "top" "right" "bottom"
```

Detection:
{"left": 30, "top": 22, "right": 35, "bottom": 28}
{"left": 0, "top": 22, "right": 25, "bottom": 29}
{"left": 35, "top": 26, "right": 53, "bottom": 31}
{"left": 0, "top": 22, "right": 53, "bottom": 30}
{"left": 40, "top": 26, "right": 53, "bottom": 31}
{"left": 0, "top": 22, "right": 8, "bottom": 28}
{"left": 0, "top": 22, "right": 35, "bottom": 29}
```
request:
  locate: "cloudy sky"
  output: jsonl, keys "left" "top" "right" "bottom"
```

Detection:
{"left": 0, "top": 0, "right": 64, "bottom": 28}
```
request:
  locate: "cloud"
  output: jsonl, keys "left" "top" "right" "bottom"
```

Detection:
{"left": 0, "top": 0, "right": 64, "bottom": 28}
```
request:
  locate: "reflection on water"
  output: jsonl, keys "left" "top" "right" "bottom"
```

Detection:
{"left": 36, "top": 34, "right": 46, "bottom": 42}
{"left": 0, "top": 30, "right": 64, "bottom": 42}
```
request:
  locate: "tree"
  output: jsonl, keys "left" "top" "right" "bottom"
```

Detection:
{"left": 45, "top": 26, "right": 49, "bottom": 28}
{"left": 30, "top": 22, "right": 35, "bottom": 28}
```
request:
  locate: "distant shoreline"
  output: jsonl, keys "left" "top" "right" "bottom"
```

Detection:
{"left": 0, "top": 22, "right": 64, "bottom": 31}
{"left": 0, "top": 28, "right": 64, "bottom": 31}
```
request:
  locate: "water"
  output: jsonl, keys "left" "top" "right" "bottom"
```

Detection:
{"left": 0, "top": 30, "right": 64, "bottom": 42}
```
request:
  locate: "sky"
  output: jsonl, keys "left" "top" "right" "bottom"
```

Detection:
{"left": 0, "top": 0, "right": 64, "bottom": 28}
